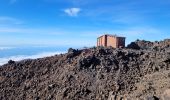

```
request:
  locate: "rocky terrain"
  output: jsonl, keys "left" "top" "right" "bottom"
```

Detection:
{"left": 1, "top": 39, "right": 170, "bottom": 100}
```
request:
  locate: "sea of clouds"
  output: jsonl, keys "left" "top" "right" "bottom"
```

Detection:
{"left": 0, "top": 51, "right": 64, "bottom": 66}
{"left": 0, "top": 46, "right": 15, "bottom": 50}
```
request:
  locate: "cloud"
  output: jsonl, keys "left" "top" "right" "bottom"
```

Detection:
{"left": 0, "top": 27, "right": 62, "bottom": 34}
{"left": 10, "top": 0, "right": 17, "bottom": 4}
{"left": 0, "top": 26, "right": 164, "bottom": 47}
{"left": 0, "top": 16, "right": 23, "bottom": 25}
{"left": 64, "top": 8, "right": 81, "bottom": 16}
{"left": 0, "top": 46, "right": 15, "bottom": 50}
{"left": 80, "top": 27, "right": 161, "bottom": 37}
{"left": 78, "top": 26, "right": 165, "bottom": 45}
{"left": 0, "top": 26, "right": 96, "bottom": 47}
{"left": 0, "top": 51, "right": 65, "bottom": 66}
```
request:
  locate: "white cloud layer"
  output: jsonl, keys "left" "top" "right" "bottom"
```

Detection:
{"left": 64, "top": 8, "right": 81, "bottom": 16}
{"left": 0, "top": 51, "right": 65, "bottom": 66}
{"left": 0, "top": 27, "right": 96, "bottom": 47}
{"left": 0, "top": 46, "right": 15, "bottom": 50}
{"left": 0, "top": 16, "right": 22, "bottom": 25}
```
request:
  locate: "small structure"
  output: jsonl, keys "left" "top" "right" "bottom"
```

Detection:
{"left": 97, "top": 34, "right": 126, "bottom": 48}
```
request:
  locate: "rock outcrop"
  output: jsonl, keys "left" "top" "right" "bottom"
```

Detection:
{"left": 0, "top": 39, "right": 170, "bottom": 100}
{"left": 127, "top": 39, "right": 170, "bottom": 50}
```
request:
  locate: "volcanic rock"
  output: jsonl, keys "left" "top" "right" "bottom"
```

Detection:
{"left": 0, "top": 39, "right": 170, "bottom": 100}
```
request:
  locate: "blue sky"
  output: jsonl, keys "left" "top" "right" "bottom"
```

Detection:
{"left": 0, "top": 0, "right": 170, "bottom": 47}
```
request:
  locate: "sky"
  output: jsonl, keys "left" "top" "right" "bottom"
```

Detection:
{"left": 0, "top": 0, "right": 170, "bottom": 47}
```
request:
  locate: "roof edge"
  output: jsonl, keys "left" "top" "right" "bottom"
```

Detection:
{"left": 98, "top": 34, "right": 125, "bottom": 38}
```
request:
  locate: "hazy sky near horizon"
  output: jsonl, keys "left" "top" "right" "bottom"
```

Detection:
{"left": 0, "top": 0, "right": 170, "bottom": 47}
